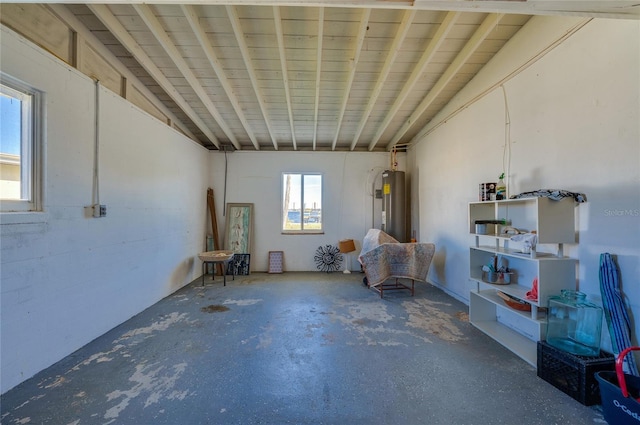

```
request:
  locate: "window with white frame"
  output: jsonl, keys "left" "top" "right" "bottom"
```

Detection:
{"left": 0, "top": 74, "right": 43, "bottom": 212}
{"left": 282, "top": 173, "right": 322, "bottom": 233}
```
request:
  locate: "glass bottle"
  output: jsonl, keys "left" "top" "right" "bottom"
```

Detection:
{"left": 495, "top": 173, "right": 506, "bottom": 200}
{"left": 546, "top": 290, "right": 603, "bottom": 356}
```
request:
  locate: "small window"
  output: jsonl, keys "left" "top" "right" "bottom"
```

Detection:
{"left": 282, "top": 173, "right": 322, "bottom": 233}
{"left": 1, "top": 75, "right": 43, "bottom": 212}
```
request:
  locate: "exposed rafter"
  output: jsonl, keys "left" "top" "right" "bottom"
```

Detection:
{"left": 368, "top": 10, "right": 460, "bottom": 151}
{"left": 9, "top": 2, "right": 632, "bottom": 152}
{"left": 68, "top": 1, "right": 640, "bottom": 20}
{"left": 273, "top": 6, "right": 297, "bottom": 150}
{"left": 62, "top": 4, "right": 539, "bottom": 151}
{"left": 225, "top": 5, "right": 280, "bottom": 150}
{"left": 182, "top": 5, "right": 260, "bottom": 150}
{"left": 133, "top": 4, "right": 242, "bottom": 150}
{"left": 87, "top": 4, "right": 221, "bottom": 149}
{"left": 48, "top": 4, "right": 200, "bottom": 143}
{"left": 331, "top": 8, "right": 371, "bottom": 151}
{"left": 312, "top": 7, "right": 325, "bottom": 151}
{"left": 387, "top": 12, "right": 505, "bottom": 150}
{"left": 349, "top": 9, "right": 416, "bottom": 151}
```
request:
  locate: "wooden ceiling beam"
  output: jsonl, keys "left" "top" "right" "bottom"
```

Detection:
{"left": 330, "top": 8, "right": 371, "bottom": 151}
{"left": 368, "top": 10, "right": 459, "bottom": 151}
{"left": 387, "top": 12, "right": 505, "bottom": 149}
{"left": 313, "top": 7, "right": 324, "bottom": 151}
{"left": 71, "top": 1, "right": 640, "bottom": 20}
{"left": 48, "top": 4, "right": 200, "bottom": 144}
{"left": 133, "top": 4, "right": 242, "bottom": 150}
{"left": 87, "top": 4, "right": 221, "bottom": 149}
{"left": 182, "top": 5, "right": 260, "bottom": 150}
{"left": 226, "top": 5, "right": 280, "bottom": 150}
{"left": 273, "top": 6, "right": 297, "bottom": 150}
{"left": 349, "top": 9, "right": 416, "bottom": 151}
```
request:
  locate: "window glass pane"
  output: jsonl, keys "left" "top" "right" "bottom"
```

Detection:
{"left": 303, "top": 174, "right": 322, "bottom": 229}
{"left": 0, "top": 90, "right": 24, "bottom": 200}
{"left": 282, "top": 173, "right": 322, "bottom": 232}
{"left": 1, "top": 75, "right": 40, "bottom": 212}
{"left": 283, "top": 173, "right": 302, "bottom": 231}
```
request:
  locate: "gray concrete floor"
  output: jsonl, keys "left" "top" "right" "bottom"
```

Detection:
{"left": 2, "top": 272, "right": 605, "bottom": 425}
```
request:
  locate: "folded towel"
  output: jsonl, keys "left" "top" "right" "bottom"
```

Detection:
{"left": 510, "top": 189, "right": 587, "bottom": 203}
{"left": 510, "top": 233, "right": 537, "bottom": 253}
{"left": 509, "top": 233, "right": 537, "bottom": 244}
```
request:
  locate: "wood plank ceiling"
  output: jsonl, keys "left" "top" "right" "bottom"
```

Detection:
{"left": 61, "top": 1, "right": 639, "bottom": 151}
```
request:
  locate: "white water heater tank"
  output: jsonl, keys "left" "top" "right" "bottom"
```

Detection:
{"left": 381, "top": 170, "right": 406, "bottom": 242}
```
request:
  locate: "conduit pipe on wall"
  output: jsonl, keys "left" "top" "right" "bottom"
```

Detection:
{"left": 93, "top": 79, "right": 101, "bottom": 209}
{"left": 390, "top": 146, "right": 397, "bottom": 171}
{"left": 223, "top": 150, "right": 228, "bottom": 216}
{"left": 86, "top": 78, "right": 107, "bottom": 218}
{"left": 501, "top": 85, "right": 512, "bottom": 199}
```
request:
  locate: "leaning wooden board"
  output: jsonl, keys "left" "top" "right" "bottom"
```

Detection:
{"left": 207, "top": 188, "right": 223, "bottom": 275}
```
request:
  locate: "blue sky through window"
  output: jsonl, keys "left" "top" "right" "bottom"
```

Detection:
{"left": 284, "top": 173, "right": 322, "bottom": 210}
{"left": 0, "top": 93, "right": 21, "bottom": 155}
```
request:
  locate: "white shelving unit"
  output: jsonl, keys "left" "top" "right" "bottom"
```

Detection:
{"left": 468, "top": 197, "right": 577, "bottom": 367}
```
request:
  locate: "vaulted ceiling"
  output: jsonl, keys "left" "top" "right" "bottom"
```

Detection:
{"left": 62, "top": 1, "right": 639, "bottom": 151}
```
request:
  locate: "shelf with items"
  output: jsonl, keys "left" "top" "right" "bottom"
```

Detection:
{"left": 470, "top": 247, "right": 577, "bottom": 309}
{"left": 469, "top": 197, "right": 575, "bottom": 244}
{"left": 468, "top": 196, "right": 578, "bottom": 367}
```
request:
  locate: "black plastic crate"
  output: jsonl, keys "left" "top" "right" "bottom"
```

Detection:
{"left": 537, "top": 341, "right": 615, "bottom": 406}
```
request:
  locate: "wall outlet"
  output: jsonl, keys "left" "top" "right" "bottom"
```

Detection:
{"left": 93, "top": 204, "right": 107, "bottom": 218}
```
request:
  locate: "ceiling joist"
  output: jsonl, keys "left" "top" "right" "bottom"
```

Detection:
{"left": 349, "top": 9, "right": 416, "bottom": 151}
{"left": 368, "top": 10, "right": 460, "bottom": 151}
{"left": 133, "top": 4, "right": 242, "bottom": 150}
{"left": 225, "top": 5, "right": 280, "bottom": 150}
{"left": 273, "top": 6, "right": 298, "bottom": 150}
{"left": 312, "top": 7, "right": 325, "bottom": 151}
{"left": 387, "top": 12, "right": 505, "bottom": 150}
{"left": 87, "top": 4, "right": 222, "bottom": 149}
{"left": 60, "top": 2, "right": 617, "bottom": 151}
{"left": 182, "top": 4, "right": 260, "bottom": 150}
{"left": 331, "top": 8, "right": 371, "bottom": 151}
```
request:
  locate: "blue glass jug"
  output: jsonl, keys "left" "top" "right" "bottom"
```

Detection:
{"left": 546, "top": 290, "right": 603, "bottom": 356}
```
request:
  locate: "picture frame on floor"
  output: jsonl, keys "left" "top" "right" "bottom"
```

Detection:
{"left": 268, "top": 251, "right": 284, "bottom": 273}
{"left": 227, "top": 254, "right": 250, "bottom": 276}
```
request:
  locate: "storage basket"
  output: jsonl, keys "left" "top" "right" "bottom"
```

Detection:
{"left": 537, "top": 341, "right": 614, "bottom": 405}
{"left": 596, "top": 347, "right": 640, "bottom": 425}
{"left": 481, "top": 269, "right": 514, "bottom": 285}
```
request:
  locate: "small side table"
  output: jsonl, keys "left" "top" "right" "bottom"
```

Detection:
{"left": 198, "top": 251, "right": 235, "bottom": 286}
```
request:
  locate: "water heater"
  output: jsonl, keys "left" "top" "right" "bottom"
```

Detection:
{"left": 381, "top": 170, "right": 406, "bottom": 242}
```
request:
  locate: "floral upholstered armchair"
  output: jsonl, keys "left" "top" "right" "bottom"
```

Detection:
{"left": 358, "top": 229, "right": 435, "bottom": 298}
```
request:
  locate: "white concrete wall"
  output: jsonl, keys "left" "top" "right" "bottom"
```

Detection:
{"left": 0, "top": 27, "right": 210, "bottom": 393}
{"left": 209, "top": 151, "right": 402, "bottom": 272}
{"left": 410, "top": 17, "right": 640, "bottom": 353}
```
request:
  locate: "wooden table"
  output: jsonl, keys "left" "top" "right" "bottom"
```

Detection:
{"left": 198, "top": 250, "right": 235, "bottom": 286}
